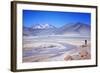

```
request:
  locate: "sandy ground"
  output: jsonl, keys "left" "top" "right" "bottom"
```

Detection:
{"left": 23, "top": 36, "right": 91, "bottom": 62}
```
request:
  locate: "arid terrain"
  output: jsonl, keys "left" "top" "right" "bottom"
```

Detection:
{"left": 23, "top": 35, "right": 91, "bottom": 62}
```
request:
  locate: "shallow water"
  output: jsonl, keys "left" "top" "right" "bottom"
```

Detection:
{"left": 23, "top": 43, "right": 76, "bottom": 57}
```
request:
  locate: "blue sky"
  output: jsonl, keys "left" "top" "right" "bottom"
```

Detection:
{"left": 23, "top": 10, "right": 91, "bottom": 28}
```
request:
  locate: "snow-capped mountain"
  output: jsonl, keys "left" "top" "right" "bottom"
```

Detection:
{"left": 31, "top": 24, "right": 56, "bottom": 29}
{"left": 23, "top": 24, "right": 57, "bottom": 36}
{"left": 23, "top": 22, "right": 90, "bottom": 36}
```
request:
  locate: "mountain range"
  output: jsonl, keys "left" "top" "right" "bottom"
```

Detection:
{"left": 23, "top": 22, "right": 90, "bottom": 36}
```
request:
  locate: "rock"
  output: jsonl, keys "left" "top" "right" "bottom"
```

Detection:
{"left": 79, "top": 50, "right": 91, "bottom": 59}
{"left": 64, "top": 55, "right": 73, "bottom": 61}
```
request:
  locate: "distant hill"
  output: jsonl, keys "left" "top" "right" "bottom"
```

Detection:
{"left": 59, "top": 22, "right": 90, "bottom": 36}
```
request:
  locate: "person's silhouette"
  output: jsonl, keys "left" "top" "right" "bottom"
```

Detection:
{"left": 85, "top": 40, "right": 87, "bottom": 45}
